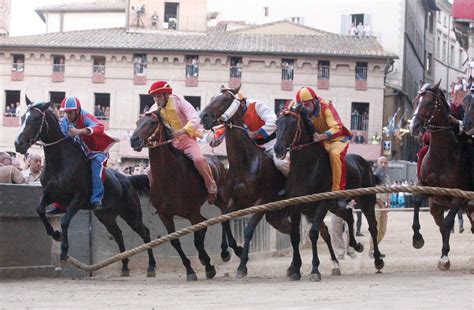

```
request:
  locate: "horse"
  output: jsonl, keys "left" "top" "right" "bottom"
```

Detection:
{"left": 14, "top": 97, "right": 156, "bottom": 277}
{"left": 410, "top": 81, "right": 474, "bottom": 270}
{"left": 130, "top": 108, "right": 241, "bottom": 281}
{"left": 200, "top": 85, "right": 343, "bottom": 279}
{"left": 274, "top": 103, "right": 383, "bottom": 281}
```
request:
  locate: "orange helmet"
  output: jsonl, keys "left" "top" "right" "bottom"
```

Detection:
{"left": 295, "top": 87, "right": 318, "bottom": 103}
{"left": 148, "top": 80, "right": 172, "bottom": 95}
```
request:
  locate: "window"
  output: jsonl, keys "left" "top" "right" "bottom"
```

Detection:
{"left": 133, "top": 53, "right": 147, "bottom": 75}
{"left": 186, "top": 55, "right": 199, "bottom": 77}
{"left": 12, "top": 54, "right": 24, "bottom": 72}
{"left": 355, "top": 62, "right": 368, "bottom": 80}
{"left": 443, "top": 16, "right": 447, "bottom": 27}
{"left": 281, "top": 59, "right": 294, "bottom": 81}
{"left": 94, "top": 93, "right": 110, "bottom": 120}
{"left": 184, "top": 96, "right": 201, "bottom": 112}
{"left": 428, "top": 11, "right": 434, "bottom": 33}
{"left": 52, "top": 55, "right": 65, "bottom": 72}
{"left": 426, "top": 53, "right": 433, "bottom": 73}
{"left": 49, "top": 91, "right": 65, "bottom": 118}
{"left": 164, "top": 2, "right": 179, "bottom": 29}
{"left": 274, "top": 99, "right": 291, "bottom": 115}
{"left": 318, "top": 60, "right": 330, "bottom": 80}
{"left": 351, "top": 102, "right": 369, "bottom": 132}
{"left": 139, "top": 94, "right": 154, "bottom": 115}
{"left": 93, "top": 56, "right": 106, "bottom": 74}
{"left": 442, "top": 39, "right": 446, "bottom": 62}
{"left": 459, "top": 49, "right": 464, "bottom": 68}
{"left": 230, "top": 57, "right": 242, "bottom": 79}
{"left": 436, "top": 33, "right": 441, "bottom": 58}
{"left": 4, "top": 90, "right": 20, "bottom": 117}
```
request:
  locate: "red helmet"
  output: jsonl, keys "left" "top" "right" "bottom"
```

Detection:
{"left": 148, "top": 80, "right": 172, "bottom": 95}
{"left": 295, "top": 87, "right": 318, "bottom": 103}
{"left": 60, "top": 96, "right": 82, "bottom": 112}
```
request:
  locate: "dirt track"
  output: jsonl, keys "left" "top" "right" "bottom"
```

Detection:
{"left": 1, "top": 212, "right": 473, "bottom": 309}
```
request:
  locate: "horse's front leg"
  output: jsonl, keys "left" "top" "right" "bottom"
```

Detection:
{"left": 59, "top": 195, "right": 83, "bottom": 261}
{"left": 308, "top": 206, "right": 329, "bottom": 282}
{"left": 36, "top": 192, "right": 61, "bottom": 241}
{"left": 287, "top": 210, "right": 302, "bottom": 280}
{"left": 412, "top": 194, "right": 425, "bottom": 249}
{"left": 236, "top": 211, "right": 265, "bottom": 278}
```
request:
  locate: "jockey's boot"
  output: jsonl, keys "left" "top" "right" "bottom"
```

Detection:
{"left": 93, "top": 202, "right": 105, "bottom": 212}
{"left": 207, "top": 192, "right": 217, "bottom": 204}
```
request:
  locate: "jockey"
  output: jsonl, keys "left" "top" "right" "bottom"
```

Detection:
{"left": 291, "top": 87, "right": 352, "bottom": 194}
{"left": 147, "top": 80, "right": 218, "bottom": 204}
{"left": 59, "top": 96, "right": 118, "bottom": 211}
{"left": 210, "top": 90, "right": 290, "bottom": 176}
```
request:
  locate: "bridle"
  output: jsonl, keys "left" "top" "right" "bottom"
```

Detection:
{"left": 210, "top": 90, "right": 249, "bottom": 134}
{"left": 279, "top": 109, "right": 316, "bottom": 151}
{"left": 27, "top": 107, "right": 68, "bottom": 147}
{"left": 142, "top": 112, "right": 174, "bottom": 148}
{"left": 413, "top": 90, "right": 451, "bottom": 132}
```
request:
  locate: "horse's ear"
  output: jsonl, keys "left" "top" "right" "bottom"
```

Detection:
{"left": 230, "top": 84, "right": 241, "bottom": 95}
{"left": 40, "top": 101, "right": 52, "bottom": 111}
{"left": 432, "top": 80, "right": 441, "bottom": 91}
{"left": 25, "top": 95, "right": 33, "bottom": 106}
{"left": 292, "top": 103, "right": 303, "bottom": 113}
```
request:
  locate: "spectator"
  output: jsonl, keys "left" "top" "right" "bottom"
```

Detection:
{"left": 349, "top": 22, "right": 357, "bottom": 35}
{"left": 0, "top": 152, "right": 26, "bottom": 184}
{"left": 356, "top": 22, "right": 365, "bottom": 36}
{"left": 94, "top": 105, "right": 104, "bottom": 118}
{"left": 21, "top": 153, "right": 42, "bottom": 184}
{"left": 370, "top": 156, "right": 389, "bottom": 258}
{"left": 363, "top": 23, "right": 371, "bottom": 36}
{"left": 331, "top": 199, "right": 357, "bottom": 260}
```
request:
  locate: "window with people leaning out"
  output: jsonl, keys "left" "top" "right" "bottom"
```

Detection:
{"left": 230, "top": 56, "right": 242, "bottom": 79}
{"left": 139, "top": 94, "right": 155, "bottom": 116}
{"left": 4, "top": 90, "right": 20, "bottom": 117}
{"left": 355, "top": 62, "right": 368, "bottom": 80}
{"left": 318, "top": 60, "right": 330, "bottom": 80}
{"left": 186, "top": 55, "right": 199, "bottom": 77}
{"left": 12, "top": 54, "right": 24, "bottom": 72}
{"left": 133, "top": 54, "right": 147, "bottom": 76}
{"left": 49, "top": 91, "right": 65, "bottom": 119}
{"left": 94, "top": 93, "right": 110, "bottom": 121}
{"left": 52, "top": 55, "right": 65, "bottom": 72}
{"left": 345, "top": 13, "right": 371, "bottom": 36}
{"left": 281, "top": 59, "right": 294, "bottom": 81}
{"left": 351, "top": 102, "right": 369, "bottom": 144}
{"left": 274, "top": 99, "right": 291, "bottom": 115}
{"left": 93, "top": 56, "right": 106, "bottom": 74}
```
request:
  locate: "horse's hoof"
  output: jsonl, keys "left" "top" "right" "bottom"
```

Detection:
{"left": 412, "top": 235, "right": 425, "bottom": 249}
{"left": 236, "top": 267, "right": 247, "bottom": 278}
{"left": 310, "top": 273, "right": 322, "bottom": 282}
{"left": 52, "top": 231, "right": 62, "bottom": 242}
{"left": 288, "top": 272, "right": 301, "bottom": 281}
{"left": 375, "top": 259, "right": 384, "bottom": 271}
{"left": 354, "top": 243, "right": 364, "bottom": 253}
{"left": 331, "top": 268, "right": 341, "bottom": 276}
{"left": 286, "top": 264, "right": 295, "bottom": 277}
{"left": 147, "top": 270, "right": 156, "bottom": 278}
{"left": 234, "top": 246, "right": 243, "bottom": 258}
{"left": 187, "top": 273, "right": 198, "bottom": 281}
{"left": 121, "top": 270, "right": 130, "bottom": 277}
{"left": 206, "top": 266, "right": 217, "bottom": 280}
{"left": 438, "top": 257, "right": 450, "bottom": 271}
{"left": 221, "top": 251, "right": 231, "bottom": 263}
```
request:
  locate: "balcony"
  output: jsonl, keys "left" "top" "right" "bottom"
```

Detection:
{"left": 92, "top": 65, "right": 105, "bottom": 83}
{"left": 355, "top": 80, "right": 368, "bottom": 91}
{"left": 134, "top": 75, "right": 146, "bottom": 85}
{"left": 185, "top": 76, "right": 199, "bottom": 87}
{"left": 11, "top": 64, "right": 24, "bottom": 81}
{"left": 229, "top": 65, "right": 242, "bottom": 88}
{"left": 52, "top": 64, "right": 65, "bottom": 82}
{"left": 3, "top": 115, "right": 20, "bottom": 127}
{"left": 281, "top": 80, "right": 293, "bottom": 91}
{"left": 317, "top": 79, "right": 329, "bottom": 90}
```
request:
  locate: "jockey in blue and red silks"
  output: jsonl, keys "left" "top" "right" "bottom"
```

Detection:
{"left": 59, "top": 96, "right": 118, "bottom": 211}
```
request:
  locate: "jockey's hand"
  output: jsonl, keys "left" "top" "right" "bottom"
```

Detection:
{"left": 69, "top": 128, "right": 89, "bottom": 136}
{"left": 172, "top": 129, "right": 186, "bottom": 139}
{"left": 313, "top": 133, "right": 328, "bottom": 142}
{"left": 458, "top": 120, "right": 464, "bottom": 135}
{"left": 210, "top": 136, "right": 224, "bottom": 147}
{"left": 247, "top": 131, "right": 258, "bottom": 140}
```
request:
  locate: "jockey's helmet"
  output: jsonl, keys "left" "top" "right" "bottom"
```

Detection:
{"left": 149, "top": 80, "right": 173, "bottom": 95}
{"left": 295, "top": 87, "right": 318, "bottom": 103}
{"left": 60, "top": 96, "right": 82, "bottom": 112}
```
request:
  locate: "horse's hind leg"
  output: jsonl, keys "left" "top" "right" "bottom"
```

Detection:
{"left": 221, "top": 221, "right": 243, "bottom": 261}
{"left": 158, "top": 213, "right": 197, "bottom": 281}
{"left": 236, "top": 212, "right": 265, "bottom": 278}
{"left": 359, "top": 197, "right": 384, "bottom": 271}
{"left": 329, "top": 203, "right": 363, "bottom": 253}
{"left": 412, "top": 194, "right": 425, "bottom": 249}
{"left": 319, "top": 220, "right": 341, "bottom": 276}
{"left": 95, "top": 210, "right": 130, "bottom": 276}
{"left": 120, "top": 211, "right": 157, "bottom": 277}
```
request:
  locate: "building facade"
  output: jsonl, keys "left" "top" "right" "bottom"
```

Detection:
{"left": 0, "top": 0, "right": 10, "bottom": 37}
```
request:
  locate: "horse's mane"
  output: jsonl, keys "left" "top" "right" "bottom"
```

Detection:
{"left": 298, "top": 107, "right": 316, "bottom": 137}
{"left": 154, "top": 111, "right": 174, "bottom": 141}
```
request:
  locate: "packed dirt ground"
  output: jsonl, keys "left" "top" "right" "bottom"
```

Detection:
{"left": 1, "top": 212, "right": 472, "bottom": 309}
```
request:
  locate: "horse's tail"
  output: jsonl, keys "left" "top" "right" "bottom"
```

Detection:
{"left": 127, "top": 174, "right": 150, "bottom": 197}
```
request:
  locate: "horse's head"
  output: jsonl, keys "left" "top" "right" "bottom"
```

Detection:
{"left": 200, "top": 85, "right": 241, "bottom": 130}
{"left": 410, "top": 80, "right": 449, "bottom": 136}
{"left": 462, "top": 85, "right": 474, "bottom": 135}
{"left": 130, "top": 109, "right": 173, "bottom": 152}
{"left": 15, "top": 96, "right": 51, "bottom": 154}
{"left": 274, "top": 104, "right": 315, "bottom": 159}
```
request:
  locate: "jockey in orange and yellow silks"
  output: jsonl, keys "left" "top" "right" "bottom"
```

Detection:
{"left": 290, "top": 87, "right": 352, "bottom": 191}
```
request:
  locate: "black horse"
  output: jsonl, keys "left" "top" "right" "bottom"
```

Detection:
{"left": 14, "top": 97, "right": 156, "bottom": 277}
{"left": 274, "top": 104, "right": 383, "bottom": 281}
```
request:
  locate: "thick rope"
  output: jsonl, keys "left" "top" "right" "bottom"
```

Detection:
{"left": 66, "top": 185, "right": 474, "bottom": 271}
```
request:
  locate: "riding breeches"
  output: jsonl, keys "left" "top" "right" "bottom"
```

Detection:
{"left": 88, "top": 152, "right": 108, "bottom": 205}
{"left": 172, "top": 136, "right": 217, "bottom": 194}
{"left": 323, "top": 140, "right": 349, "bottom": 191}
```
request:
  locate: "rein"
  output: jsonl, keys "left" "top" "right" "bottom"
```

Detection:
{"left": 29, "top": 107, "right": 68, "bottom": 148}
{"left": 143, "top": 112, "right": 174, "bottom": 149}
{"left": 413, "top": 90, "right": 451, "bottom": 132}
{"left": 282, "top": 110, "right": 316, "bottom": 151}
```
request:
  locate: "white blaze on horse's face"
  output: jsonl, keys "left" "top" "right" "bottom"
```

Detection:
{"left": 15, "top": 110, "right": 31, "bottom": 145}
{"left": 410, "top": 95, "right": 423, "bottom": 132}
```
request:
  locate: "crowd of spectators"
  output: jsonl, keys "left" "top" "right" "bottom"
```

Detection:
{"left": 94, "top": 105, "right": 110, "bottom": 120}
{"left": 349, "top": 22, "right": 371, "bottom": 36}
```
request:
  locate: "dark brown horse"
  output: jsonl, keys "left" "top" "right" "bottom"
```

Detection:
{"left": 410, "top": 81, "right": 474, "bottom": 270}
{"left": 200, "top": 86, "right": 343, "bottom": 279}
{"left": 274, "top": 104, "right": 383, "bottom": 281}
{"left": 130, "top": 109, "right": 240, "bottom": 281}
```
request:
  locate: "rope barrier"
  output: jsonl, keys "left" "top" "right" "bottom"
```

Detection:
{"left": 66, "top": 185, "right": 474, "bottom": 271}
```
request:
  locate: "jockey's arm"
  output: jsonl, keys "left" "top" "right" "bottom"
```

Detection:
{"left": 252, "top": 100, "right": 277, "bottom": 139}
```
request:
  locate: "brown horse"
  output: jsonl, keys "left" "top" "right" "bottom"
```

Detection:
{"left": 410, "top": 81, "right": 474, "bottom": 270}
{"left": 130, "top": 109, "right": 241, "bottom": 281}
{"left": 200, "top": 86, "right": 343, "bottom": 279}
{"left": 274, "top": 104, "right": 383, "bottom": 281}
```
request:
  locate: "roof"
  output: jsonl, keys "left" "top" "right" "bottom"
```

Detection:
{"left": 0, "top": 27, "right": 396, "bottom": 59}
{"left": 35, "top": 1, "right": 125, "bottom": 22}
